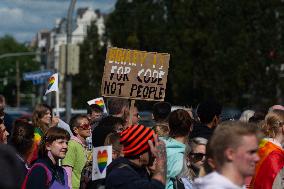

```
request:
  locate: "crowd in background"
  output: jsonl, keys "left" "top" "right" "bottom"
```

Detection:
{"left": 0, "top": 94, "right": 284, "bottom": 189}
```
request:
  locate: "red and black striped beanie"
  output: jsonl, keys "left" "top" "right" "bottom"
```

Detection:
{"left": 120, "top": 125, "right": 155, "bottom": 157}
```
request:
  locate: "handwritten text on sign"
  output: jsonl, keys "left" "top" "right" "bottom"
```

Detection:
{"left": 101, "top": 48, "right": 170, "bottom": 101}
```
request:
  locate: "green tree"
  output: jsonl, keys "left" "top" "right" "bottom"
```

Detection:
{"left": 73, "top": 21, "right": 106, "bottom": 108}
{"left": 0, "top": 35, "right": 39, "bottom": 106}
{"left": 105, "top": 0, "right": 284, "bottom": 108}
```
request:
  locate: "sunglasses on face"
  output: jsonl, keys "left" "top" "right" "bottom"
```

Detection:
{"left": 0, "top": 118, "right": 3, "bottom": 125}
{"left": 189, "top": 152, "right": 206, "bottom": 161}
{"left": 78, "top": 124, "right": 91, "bottom": 130}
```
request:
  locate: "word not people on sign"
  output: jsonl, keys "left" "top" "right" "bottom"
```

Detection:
{"left": 101, "top": 47, "right": 170, "bottom": 101}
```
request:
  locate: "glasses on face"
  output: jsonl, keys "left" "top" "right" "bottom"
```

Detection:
{"left": 190, "top": 152, "right": 206, "bottom": 161}
{"left": 0, "top": 118, "right": 3, "bottom": 125}
{"left": 78, "top": 124, "right": 91, "bottom": 130}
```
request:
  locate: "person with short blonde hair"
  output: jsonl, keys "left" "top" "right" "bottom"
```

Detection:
{"left": 104, "top": 132, "right": 123, "bottom": 159}
{"left": 194, "top": 121, "right": 260, "bottom": 189}
{"left": 239, "top": 110, "right": 255, "bottom": 122}
{"left": 188, "top": 137, "right": 208, "bottom": 176}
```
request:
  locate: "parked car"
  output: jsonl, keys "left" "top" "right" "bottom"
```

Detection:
{"left": 5, "top": 107, "right": 32, "bottom": 123}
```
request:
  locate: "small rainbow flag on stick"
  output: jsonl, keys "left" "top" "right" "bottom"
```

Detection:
{"left": 87, "top": 97, "right": 107, "bottom": 113}
{"left": 45, "top": 73, "right": 59, "bottom": 95}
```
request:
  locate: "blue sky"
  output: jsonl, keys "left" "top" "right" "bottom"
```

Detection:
{"left": 0, "top": 0, "right": 116, "bottom": 43}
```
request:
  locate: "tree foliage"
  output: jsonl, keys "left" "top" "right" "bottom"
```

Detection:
{"left": 0, "top": 35, "right": 39, "bottom": 106}
{"left": 73, "top": 21, "right": 106, "bottom": 108}
{"left": 103, "top": 0, "right": 284, "bottom": 107}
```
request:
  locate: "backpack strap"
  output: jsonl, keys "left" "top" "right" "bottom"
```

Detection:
{"left": 170, "top": 177, "right": 185, "bottom": 189}
{"left": 21, "top": 163, "right": 52, "bottom": 189}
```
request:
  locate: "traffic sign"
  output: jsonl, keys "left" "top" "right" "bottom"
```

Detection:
{"left": 23, "top": 70, "right": 53, "bottom": 85}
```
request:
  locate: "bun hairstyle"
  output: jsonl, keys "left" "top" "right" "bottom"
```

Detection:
{"left": 261, "top": 109, "right": 284, "bottom": 138}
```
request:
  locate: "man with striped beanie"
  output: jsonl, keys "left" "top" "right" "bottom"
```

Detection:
{"left": 106, "top": 124, "right": 167, "bottom": 189}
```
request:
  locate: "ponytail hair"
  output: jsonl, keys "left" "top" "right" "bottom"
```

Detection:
{"left": 261, "top": 109, "right": 284, "bottom": 138}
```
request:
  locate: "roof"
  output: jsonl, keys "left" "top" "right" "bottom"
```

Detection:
{"left": 77, "top": 7, "right": 88, "bottom": 19}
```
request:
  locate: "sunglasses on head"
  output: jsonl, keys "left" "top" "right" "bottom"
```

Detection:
{"left": 190, "top": 152, "right": 206, "bottom": 161}
{"left": 78, "top": 123, "right": 91, "bottom": 130}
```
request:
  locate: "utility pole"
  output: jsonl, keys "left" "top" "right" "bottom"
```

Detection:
{"left": 16, "top": 61, "right": 20, "bottom": 107}
{"left": 65, "top": 0, "right": 77, "bottom": 122}
{"left": 0, "top": 52, "right": 40, "bottom": 107}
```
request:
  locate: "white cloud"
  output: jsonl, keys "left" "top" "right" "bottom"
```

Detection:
{"left": 13, "top": 32, "right": 36, "bottom": 42}
{"left": 0, "top": 7, "right": 22, "bottom": 17}
{"left": 0, "top": 7, "right": 42, "bottom": 30}
{"left": 0, "top": 0, "right": 116, "bottom": 42}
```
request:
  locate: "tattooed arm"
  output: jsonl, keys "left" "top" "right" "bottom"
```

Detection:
{"left": 148, "top": 134, "right": 167, "bottom": 185}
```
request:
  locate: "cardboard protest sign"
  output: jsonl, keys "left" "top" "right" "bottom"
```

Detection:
{"left": 87, "top": 97, "right": 108, "bottom": 114}
{"left": 101, "top": 47, "right": 170, "bottom": 101}
{"left": 92, "top": 146, "right": 112, "bottom": 180}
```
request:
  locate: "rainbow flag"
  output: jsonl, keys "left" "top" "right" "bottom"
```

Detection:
{"left": 27, "top": 127, "right": 43, "bottom": 164}
{"left": 45, "top": 73, "right": 58, "bottom": 95}
{"left": 87, "top": 97, "right": 107, "bottom": 113}
{"left": 250, "top": 139, "right": 284, "bottom": 189}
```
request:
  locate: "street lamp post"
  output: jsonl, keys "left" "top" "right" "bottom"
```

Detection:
{"left": 65, "top": 0, "right": 77, "bottom": 122}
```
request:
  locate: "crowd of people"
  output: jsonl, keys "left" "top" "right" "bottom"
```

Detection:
{"left": 1, "top": 94, "right": 284, "bottom": 189}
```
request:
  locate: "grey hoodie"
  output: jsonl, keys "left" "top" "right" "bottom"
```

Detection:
{"left": 193, "top": 172, "right": 244, "bottom": 189}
